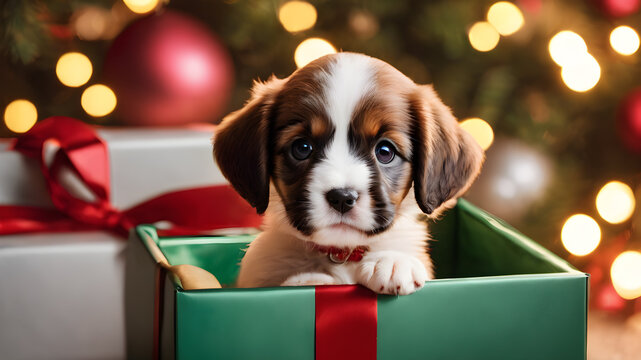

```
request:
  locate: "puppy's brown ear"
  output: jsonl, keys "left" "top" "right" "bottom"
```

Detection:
{"left": 213, "top": 76, "right": 286, "bottom": 214}
{"left": 410, "top": 85, "right": 484, "bottom": 215}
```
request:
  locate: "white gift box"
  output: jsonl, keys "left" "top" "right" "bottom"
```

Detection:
{"left": 0, "top": 127, "right": 226, "bottom": 360}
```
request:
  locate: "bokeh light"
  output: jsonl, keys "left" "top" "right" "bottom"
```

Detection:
{"left": 56, "top": 52, "right": 93, "bottom": 87}
{"left": 610, "top": 25, "right": 640, "bottom": 56}
{"left": 72, "top": 7, "right": 110, "bottom": 40}
{"left": 294, "top": 38, "right": 337, "bottom": 68}
{"left": 278, "top": 1, "right": 317, "bottom": 33}
{"left": 601, "top": 0, "right": 641, "bottom": 18}
{"left": 4, "top": 99, "right": 37, "bottom": 133}
{"left": 349, "top": 10, "right": 379, "bottom": 39}
{"left": 596, "top": 181, "right": 635, "bottom": 224}
{"left": 467, "top": 139, "right": 552, "bottom": 222}
{"left": 123, "top": 0, "right": 159, "bottom": 14}
{"left": 560, "top": 53, "right": 601, "bottom": 92}
{"left": 487, "top": 2, "right": 524, "bottom": 36}
{"left": 460, "top": 118, "right": 494, "bottom": 150}
{"left": 468, "top": 21, "right": 500, "bottom": 52}
{"left": 548, "top": 31, "right": 588, "bottom": 67}
{"left": 561, "top": 214, "right": 601, "bottom": 256}
{"left": 81, "top": 84, "right": 117, "bottom": 117}
{"left": 611, "top": 251, "right": 641, "bottom": 300}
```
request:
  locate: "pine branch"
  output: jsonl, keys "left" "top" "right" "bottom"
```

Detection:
{"left": 1, "top": 0, "right": 51, "bottom": 64}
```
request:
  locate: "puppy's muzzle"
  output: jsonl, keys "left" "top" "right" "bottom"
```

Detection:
{"left": 325, "top": 188, "right": 359, "bottom": 214}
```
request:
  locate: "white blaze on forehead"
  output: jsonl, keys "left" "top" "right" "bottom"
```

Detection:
{"left": 306, "top": 53, "right": 379, "bottom": 235}
{"left": 322, "top": 53, "right": 376, "bottom": 189}
{"left": 324, "top": 53, "right": 377, "bottom": 130}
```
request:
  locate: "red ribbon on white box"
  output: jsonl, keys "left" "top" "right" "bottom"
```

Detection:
{"left": 0, "top": 116, "right": 262, "bottom": 237}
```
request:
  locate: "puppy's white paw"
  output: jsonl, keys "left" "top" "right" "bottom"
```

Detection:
{"left": 281, "top": 272, "right": 337, "bottom": 286}
{"left": 357, "top": 252, "right": 430, "bottom": 295}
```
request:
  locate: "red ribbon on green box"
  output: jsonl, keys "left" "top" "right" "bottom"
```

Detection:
{"left": 316, "top": 285, "right": 378, "bottom": 360}
{"left": 0, "top": 116, "right": 262, "bottom": 236}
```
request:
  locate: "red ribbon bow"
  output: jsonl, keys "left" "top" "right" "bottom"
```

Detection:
{"left": 0, "top": 116, "right": 262, "bottom": 237}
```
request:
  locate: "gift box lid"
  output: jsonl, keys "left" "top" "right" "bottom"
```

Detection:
{"left": 0, "top": 127, "right": 225, "bottom": 209}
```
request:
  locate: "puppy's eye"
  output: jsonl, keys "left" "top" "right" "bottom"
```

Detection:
{"left": 375, "top": 140, "right": 396, "bottom": 164}
{"left": 291, "top": 139, "right": 313, "bottom": 160}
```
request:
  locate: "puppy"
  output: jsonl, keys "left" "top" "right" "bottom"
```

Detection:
{"left": 214, "top": 52, "right": 483, "bottom": 295}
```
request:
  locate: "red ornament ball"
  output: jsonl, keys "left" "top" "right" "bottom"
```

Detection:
{"left": 618, "top": 88, "right": 641, "bottom": 154}
{"left": 104, "top": 11, "right": 234, "bottom": 126}
{"left": 596, "top": 0, "right": 641, "bottom": 17}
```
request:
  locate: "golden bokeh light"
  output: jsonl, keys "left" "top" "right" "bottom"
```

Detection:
{"left": 596, "top": 181, "right": 635, "bottom": 224}
{"left": 123, "top": 0, "right": 159, "bottom": 14}
{"left": 56, "top": 52, "right": 93, "bottom": 87}
{"left": 294, "top": 38, "right": 337, "bottom": 68}
{"left": 487, "top": 2, "right": 524, "bottom": 36}
{"left": 73, "top": 7, "right": 110, "bottom": 40}
{"left": 278, "top": 1, "right": 317, "bottom": 33}
{"left": 349, "top": 11, "right": 379, "bottom": 39}
{"left": 561, "top": 214, "right": 601, "bottom": 256}
{"left": 610, "top": 25, "right": 640, "bottom": 56}
{"left": 460, "top": 118, "right": 494, "bottom": 150}
{"left": 81, "top": 84, "right": 117, "bottom": 117}
{"left": 548, "top": 31, "right": 588, "bottom": 67}
{"left": 560, "top": 53, "right": 601, "bottom": 92}
{"left": 468, "top": 21, "right": 500, "bottom": 52}
{"left": 611, "top": 251, "right": 641, "bottom": 300}
{"left": 4, "top": 99, "right": 37, "bottom": 133}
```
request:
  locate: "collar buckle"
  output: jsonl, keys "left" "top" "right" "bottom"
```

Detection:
{"left": 328, "top": 250, "right": 352, "bottom": 264}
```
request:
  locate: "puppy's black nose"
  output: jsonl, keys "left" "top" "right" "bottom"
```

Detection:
{"left": 325, "top": 188, "right": 359, "bottom": 214}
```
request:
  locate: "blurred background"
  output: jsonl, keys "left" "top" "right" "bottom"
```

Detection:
{"left": 1, "top": 0, "right": 640, "bottom": 357}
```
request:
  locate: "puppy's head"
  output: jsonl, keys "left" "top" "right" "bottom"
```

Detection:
{"left": 214, "top": 53, "right": 483, "bottom": 246}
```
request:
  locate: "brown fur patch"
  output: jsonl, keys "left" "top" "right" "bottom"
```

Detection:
{"left": 350, "top": 97, "right": 412, "bottom": 158}
{"left": 276, "top": 122, "right": 305, "bottom": 149}
{"left": 213, "top": 77, "right": 285, "bottom": 214}
{"left": 410, "top": 85, "right": 485, "bottom": 215}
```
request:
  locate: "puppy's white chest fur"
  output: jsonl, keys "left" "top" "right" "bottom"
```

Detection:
{"left": 237, "top": 192, "right": 433, "bottom": 295}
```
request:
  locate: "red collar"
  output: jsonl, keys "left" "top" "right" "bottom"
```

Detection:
{"left": 308, "top": 243, "right": 368, "bottom": 263}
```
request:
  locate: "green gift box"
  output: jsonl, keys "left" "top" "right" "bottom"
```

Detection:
{"left": 125, "top": 199, "right": 587, "bottom": 360}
